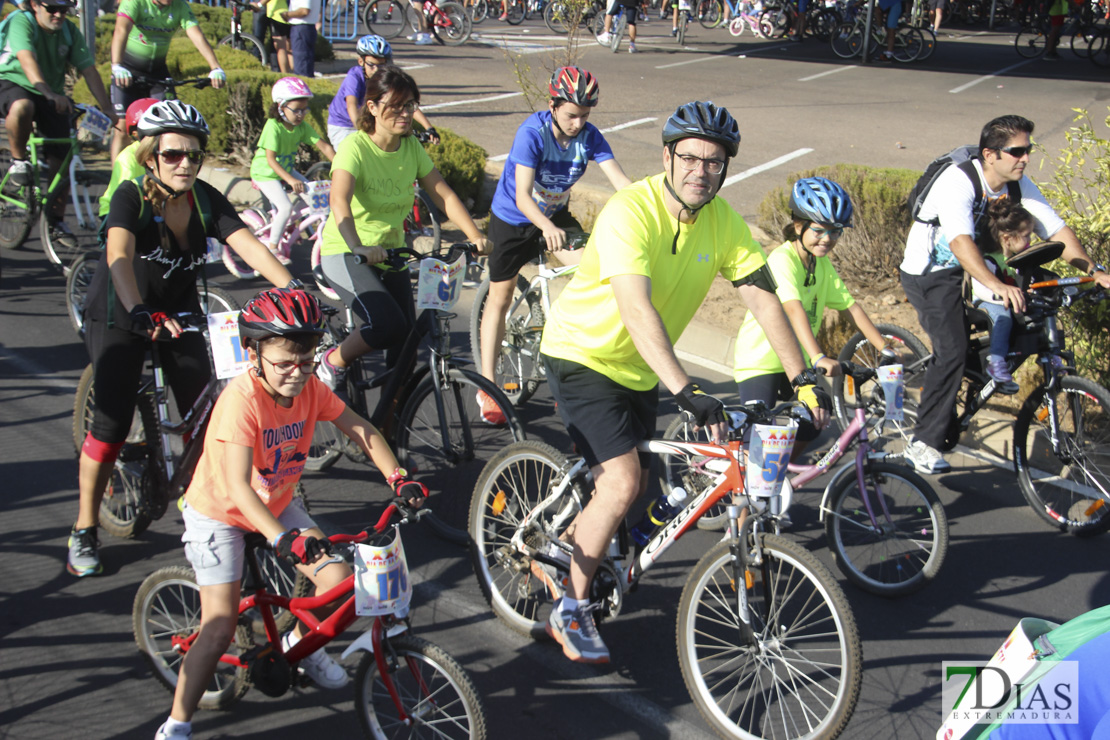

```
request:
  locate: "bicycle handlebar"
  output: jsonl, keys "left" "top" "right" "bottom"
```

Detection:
{"left": 351, "top": 243, "right": 479, "bottom": 269}
{"left": 328, "top": 499, "right": 429, "bottom": 545}
{"left": 131, "top": 74, "right": 213, "bottom": 93}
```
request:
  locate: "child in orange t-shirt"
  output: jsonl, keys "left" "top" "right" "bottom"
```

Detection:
{"left": 154, "top": 288, "right": 425, "bottom": 740}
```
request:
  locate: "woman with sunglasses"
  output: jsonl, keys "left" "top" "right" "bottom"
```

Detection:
{"left": 732, "top": 177, "right": 890, "bottom": 458}
{"left": 315, "top": 65, "right": 488, "bottom": 395}
{"left": 67, "top": 100, "right": 295, "bottom": 579}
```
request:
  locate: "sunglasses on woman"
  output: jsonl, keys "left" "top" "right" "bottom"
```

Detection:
{"left": 157, "top": 149, "right": 206, "bottom": 166}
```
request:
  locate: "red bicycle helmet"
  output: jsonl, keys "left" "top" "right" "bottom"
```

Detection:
{"left": 125, "top": 98, "right": 159, "bottom": 137}
{"left": 238, "top": 288, "right": 326, "bottom": 347}
{"left": 548, "top": 66, "right": 599, "bottom": 108}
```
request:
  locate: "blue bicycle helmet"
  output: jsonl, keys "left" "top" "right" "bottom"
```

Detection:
{"left": 661, "top": 101, "right": 740, "bottom": 158}
{"left": 789, "top": 177, "right": 854, "bottom": 228}
{"left": 356, "top": 34, "right": 393, "bottom": 61}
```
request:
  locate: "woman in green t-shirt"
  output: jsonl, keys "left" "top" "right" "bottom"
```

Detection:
{"left": 315, "top": 66, "right": 488, "bottom": 393}
{"left": 733, "top": 177, "right": 891, "bottom": 454}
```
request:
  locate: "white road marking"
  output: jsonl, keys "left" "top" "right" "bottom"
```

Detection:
{"left": 799, "top": 65, "right": 858, "bottom": 81}
{"left": 949, "top": 59, "right": 1034, "bottom": 93}
{"left": 656, "top": 44, "right": 787, "bottom": 68}
{"left": 721, "top": 148, "right": 814, "bottom": 189}
{"left": 420, "top": 92, "right": 524, "bottom": 111}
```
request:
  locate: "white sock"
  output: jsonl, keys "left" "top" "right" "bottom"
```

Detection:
{"left": 282, "top": 631, "right": 301, "bottom": 650}
{"left": 987, "top": 354, "right": 1003, "bottom": 365}
{"left": 560, "top": 596, "right": 587, "bottom": 613}
{"left": 162, "top": 718, "right": 191, "bottom": 735}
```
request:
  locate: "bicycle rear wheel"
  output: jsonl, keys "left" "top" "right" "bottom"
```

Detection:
{"left": 218, "top": 32, "right": 267, "bottom": 65}
{"left": 364, "top": 0, "right": 407, "bottom": 37}
{"left": 892, "top": 25, "right": 924, "bottom": 62}
{"left": 1089, "top": 29, "right": 1110, "bottom": 67}
{"left": 505, "top": 0, "right": 526, "bottom": 23}
{"left": 133, "top": 566, "right": 252, "bottom": 710}
{"left": 830, "top": 21, "right": 862, "bottom": 58}
{"left": 394, "top": 367, "right": 525, "bottom": 545}
{"left": 1014, "top": 375, "right": 1110, "bottom": 536}
{"left": 471, "top": 0, "right": 490, "bottom": 22}
{"left": 65, "top": 250, "right": 98, "bottom": 336}
{"left": 354, "top": 634, "right": 488, "bottom": 740}
{"left": 697, "top": 0, "right": 722, "bottom": 28}
{"left": 832, "top": 323, "right": 929, "bottom": 454}
{"left": 433, "top": 2, "right": 473, "bottom": 46}
{"left": 469, "top": 441, "right": 585, "bottom": 636}
{"left": 404, "top": 188, "right": 442, "bottom": 254}
{"left": 825, "top": 461, "right": 948, "bottom": 596}
{"left": 544, "top": 0, "right": 575, "bottom": 31}
{"left": 677, "top": 535, "right": 862, "bottom": 740}
{"left": 677, "top": 9, "right": 688, "bottom": 44}
{"left": 468, "top": 274, "right": 544, "bottom": 407}
{"left": 1014, "top": 24, "right": 1047, "bottom": 57}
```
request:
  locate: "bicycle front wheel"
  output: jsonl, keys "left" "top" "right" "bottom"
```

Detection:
{"left": 830, "top": 20, "right": 862, "bottom": 58}
{"left": 544, "top": 0, "right": 574, "bottom": 32}
{"left": 73, "top": 364, "right": 159, "bottom": 538}
{"left": 892, "top": 24, "right": 924, "bottom": 61}
{"left": 40, "top": 174, "right": 105, "bottom": 272}
{"left": 678, "top": 534, "right": 862, "bottom": 740}
{"left": 65, "top": 250, "right": 98, "bottom": 336}
{"left": 1014, "top": 25, "right": 1046, "bottom": 58}
{"left": 395, "top": 367, "right": 525, "bottom": 545}
{"left": 364, "top": 0, "right": 407, "bottom": 37}
{"left": 677, "top": 9, "right": 688, "bottom": 44}
{"left": 832, "top": 323, "right": 929, "bottom": 453}
{"left": 660, "top": 413, "right": 723, "bottom": 530}
{"left": 434, "top": 1, "right": 473, "bottom": 44}
{"left": 471, "top": 0, "right": 490, "bottom": 23}
{"left": 1089, "top": 28, "right": 1110, "bottom": 67}
{"left": 354, "top": 634, "right": 488, "bottom": 740}
{"left": 133, "top": 566, "right": 252, "bottom": 710}
{"left": 468, "top": 274, "right": 544, "bottom": 407}
{"left": 505, "top": 0, "right": 526, "bottom": 24}
{"left": 470, "top": 441, "right": 585, "bottom": 636}
{"left": 0, "top": 145, "right": 35, "bottom": 250}
{"left": 218, "top": 32, "right": 267, "bottom": 65}
{"left": 404, "top": 188, "right": 442, "bottom": 254}
{"left": 697, "top": 0, "right": 722, "bottom": 28}
{"left": 1014, "top": 375, "right": 1110, "bottom": 536}
{"left": 825, "top": 461, "right": 948, "bottom": 596}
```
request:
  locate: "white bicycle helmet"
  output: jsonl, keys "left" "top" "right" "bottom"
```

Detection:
{"left": 136, "top": 100, "right": 210, "bottom": 149}
{"left": 272, "top": 77, "right": 313, "bottom": 107}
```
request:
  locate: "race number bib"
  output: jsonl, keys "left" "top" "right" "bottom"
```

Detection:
{"left": 745, "top": 424, "right": 797, "bottom": 499}
{"left": 303, "top": 180, "right": 331, "bottom": 215}
{"left": 876, "top": 364, "right": 905, "bottom": 423}
{"left": 354, "top": 529, "right": 413, "bottom": 617}
{"left": 416, "top": 253, "right": 467, "bottom": 310}
{"left": 531, "top": 181, "right": 571, "bottom": 218}
{"left": 207, "top": 312, "right": 252, "bottom": 379}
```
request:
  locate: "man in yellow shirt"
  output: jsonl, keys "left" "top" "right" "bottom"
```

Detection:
{"left": 537, "top": 101, "right": 831, "bottom": 664}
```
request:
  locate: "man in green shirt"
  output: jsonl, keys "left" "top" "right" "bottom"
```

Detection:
{"left": 0, "top": 0, "right": 116, "bottom": 239}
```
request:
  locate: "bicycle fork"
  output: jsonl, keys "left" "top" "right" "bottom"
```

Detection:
{"left": 726, "top": 505, "right": 761, "bottom": 649}
{"left": 68, "top": 155, "right": 97, "bottom": 230}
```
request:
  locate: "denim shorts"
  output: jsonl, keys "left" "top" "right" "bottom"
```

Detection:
{"left": 182, "top": 497, "right": 316, "bottom": 587}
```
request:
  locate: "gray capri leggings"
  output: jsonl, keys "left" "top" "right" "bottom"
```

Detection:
{"left": 321, "top": 252, "right": 415, "bottom": 360}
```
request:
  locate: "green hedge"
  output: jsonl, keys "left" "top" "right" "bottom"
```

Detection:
{"left": 757, "top": 164, "right": 919, "bottom": 289}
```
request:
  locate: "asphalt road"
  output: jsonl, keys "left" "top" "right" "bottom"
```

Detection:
{"left": 3, "top": 229, "right": 1110, "bottom": 739}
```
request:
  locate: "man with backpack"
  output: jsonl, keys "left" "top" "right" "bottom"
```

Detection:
{"left": 899, "top": 114, "right": 1110, "bottom": 475}
{"left": 0, "top": 0, "right": 116, "bottom": 244}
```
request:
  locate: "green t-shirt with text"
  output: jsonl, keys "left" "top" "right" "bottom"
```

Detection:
{"left": 250, "top": 118, "right": 321, "bottom": 182}
{"left": 117, "top": 0, "right": 198, "bottom": 72}
{"left": 0, "top": 12, "right": 92, "bottom": 95}
{"left": 320, "top": 132, "right": 434, "bottom": 255}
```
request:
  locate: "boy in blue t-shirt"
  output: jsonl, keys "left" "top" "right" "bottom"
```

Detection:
{"left": 326, "top": 34, "right": 439, "bottom": 150}
{"left": 476, "top": 66, "right": 631, "bottom": 424}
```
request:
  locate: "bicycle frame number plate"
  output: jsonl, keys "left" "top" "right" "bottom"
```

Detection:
{"left": 416, "top": 253, "right": 467, "bottom": 310}
{"left": 876, "top": 364, "right": 905, "bottom": 422}
{"left": 746, "top": 423, "right": 797, "bottom": 498}
{"left": 303, "top": 180, "right": 332, "bottom": 215}
{"left": 354, "top": 528, "right": 412, "bottom": 617}
{"left": 207, "top": 311, "right": 253, "bottom": 379}
{"left": 78, "top": 107, "right": 113, "bottom": 141}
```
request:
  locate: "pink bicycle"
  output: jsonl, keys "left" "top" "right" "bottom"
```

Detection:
{"left": 224, "top": 179, "right": 332, "bottom": 279}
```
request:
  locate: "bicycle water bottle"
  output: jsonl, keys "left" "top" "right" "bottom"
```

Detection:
{"left": 629, "top": 487, "right": 688, "bottom": 546}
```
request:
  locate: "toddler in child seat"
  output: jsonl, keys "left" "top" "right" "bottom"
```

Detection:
{"left": 250, "top": 77, "right": 336, "bottom": 265}
{"left": 970, "top": 199, "right": 1036, "bottom": 394}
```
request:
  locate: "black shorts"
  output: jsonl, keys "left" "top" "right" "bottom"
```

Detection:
{"left": 0, "top": 80, "right": 70, "bottom": 156}
{"left": 486, "top": 209, "right": 582, "bottom": 283}
{"left": 109, "top": 61, "right": 170, "bottom": 120}
{"left": 542, "top": 354, "right": 658, "bottom": 469}
{"left": 268, "top": 18, "right": 292, "bottom": 37}
{"left": 736, "top": 372, "right": 819, "bottom": 442}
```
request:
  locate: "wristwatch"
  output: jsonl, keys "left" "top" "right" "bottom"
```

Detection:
{"left": 1089, "top": 263, "right": 1107, "bottom": 277}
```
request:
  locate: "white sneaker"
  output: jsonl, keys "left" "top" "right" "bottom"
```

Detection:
{"left": 904, "top": 439, "right": 952, "bottom": 475}
{"left": 414, "top": 32, "right": 435, "bottom": 45}
{"left": 154, "top": 721, "right": 192, "bottom": 740}
{"left": 283, "top": 632, "right": 349, "bottom": 689}
{"left": 628, "top": 41, "right": 638, "bottom": 52}
{"left": 597, "top": 31, "right": 612, "bottom": 44}
{"left": 7, "top": 158, "right": 32, "bottom": 186}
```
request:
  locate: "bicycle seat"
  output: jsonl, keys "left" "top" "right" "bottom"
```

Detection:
{"left": 1007, "top": 240, "right": 1064, "bottom": 271}
{"left": 966, "top": 305, "right": 991, "bottom": 333}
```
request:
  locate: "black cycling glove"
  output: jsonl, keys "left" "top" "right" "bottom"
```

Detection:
{"left": 676, "top": 382, "right": 727, "bottom": 428}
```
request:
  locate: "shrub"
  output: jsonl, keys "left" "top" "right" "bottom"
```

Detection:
{"left": 1037, "top": 107, "right": 1110, "bottom": 386}
{"left": 756, "top": 164, "right": 919, "bottom": 290}
{"left": 422, "top": 127, "right": 488, "bottom": 209}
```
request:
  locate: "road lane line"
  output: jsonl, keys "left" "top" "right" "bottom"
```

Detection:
{"left": 721, "top": 148, "right": 814, "bottom": 189}
{"left": 655, "top": 45, "right": 787, "bottom": 69}
{"left": 420, "top": 92, "right": 524, "bottom": 111}
{"left": 949, "top": 59, "right": 1034, "bottom": 93}
{"left": 799, "top": 65, "right": 858, "bottom": 81}
{"left": 489, "top": 118, "right": 659, "bottom": 163}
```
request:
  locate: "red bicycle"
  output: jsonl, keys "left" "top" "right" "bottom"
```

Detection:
{"left": 133, "top": 501, "right": 488, "bottom": 738}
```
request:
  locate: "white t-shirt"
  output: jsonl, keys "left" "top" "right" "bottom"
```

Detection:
{"left": 900, "top": 159, "right": 1065, "bottom": 275}
{"left": 287, "top": 0, "right": 320, "bottom": 25}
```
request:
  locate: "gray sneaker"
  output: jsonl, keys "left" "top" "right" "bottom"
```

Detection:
{"left": 7, "top": 158, "right": 32, "bottom": 186}
{"left": 904, "top": 439, "right": 952, "bottom": 475}
{"left": 546, "top": 603, "right": 609, "bottom": 664}
{"left": 67, "top": 526, "right": 102, "bottom": 577}
{"left": 315, "top": 348, "right": 348, "bottom": 402}
{"left": 48, "top": 219, "right": 79, "bottom": 252}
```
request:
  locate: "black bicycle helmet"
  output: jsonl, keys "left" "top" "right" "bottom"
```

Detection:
{"left": 790, "top": 177, "right": 853, "bottom": 228}
{"left": 661, "top": 101, "right": 740, "bottom": 158}
{"left": 548, "top": 66, "right": 600, "bottom": 107}
{"left": 239, "top": 288, "right": 326, "bottom": 347}
{"left": 136, "top": 100, "right": 210, "bottom": 149}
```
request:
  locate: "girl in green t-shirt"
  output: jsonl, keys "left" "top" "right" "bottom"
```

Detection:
{"left": 734, "top": 177, "right": 892, "bottom": 455}
{"left": 250, "top": 77, "right": 335, "bottom": 264}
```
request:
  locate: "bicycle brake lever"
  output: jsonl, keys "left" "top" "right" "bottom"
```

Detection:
{"left": 313, "top": 553, "right": 344, "bottom": 576}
